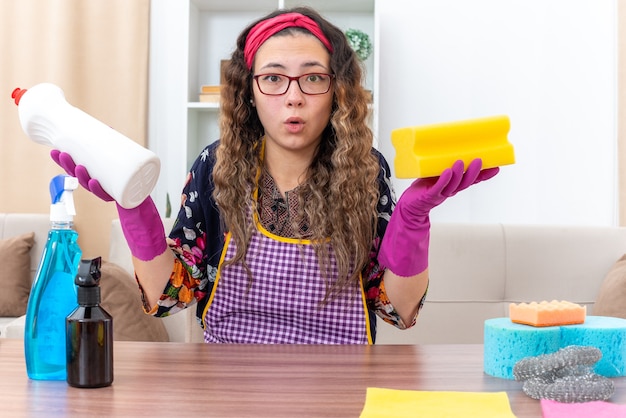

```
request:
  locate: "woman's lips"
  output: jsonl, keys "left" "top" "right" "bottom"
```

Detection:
{"left": 285, "top": 117, "right": 304, "bottom": 133}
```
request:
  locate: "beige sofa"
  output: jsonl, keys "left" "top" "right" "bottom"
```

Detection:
{"left": 112, "top": 220, "right": 626, "bottom": 344}
{"left": 0, "top": 213, "right": 50, "bottom": 337}
{"left": 380, "top": 223, "right": 626, "bottom": 344}
{"left": 3, "top": 213, "right": 626, "bottom": 344}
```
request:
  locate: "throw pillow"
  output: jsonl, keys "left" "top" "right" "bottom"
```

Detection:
{"left": 594, "top": 254, "right": 626, "bottom": 319}
{"left": 100, "top": 260, "right": 170, "bottom": 342}
{"left": 0, "top": 232, "right": 35, "bottom": 317}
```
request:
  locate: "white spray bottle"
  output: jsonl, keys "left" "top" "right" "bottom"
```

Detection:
{"left": 12, "top": 83, "right": 160, "bottom": 209}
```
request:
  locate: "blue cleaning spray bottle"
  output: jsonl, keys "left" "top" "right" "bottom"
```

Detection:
{"left": 24, "top": 174, "right": 82, "bottom": 380}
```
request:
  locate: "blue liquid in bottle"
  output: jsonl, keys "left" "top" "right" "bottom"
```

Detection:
{"left": 24, "top": 228, "right": 81, "bottom": 380}
{"left": 24, "top": 175, "right": 82, "bottom": 380}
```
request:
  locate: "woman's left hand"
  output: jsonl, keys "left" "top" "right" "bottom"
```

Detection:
{"left": 378, "top": 158, "right": 499, "bottom": 278}
{"left": 399, "top": 159, "right": 499, "bottom": 221}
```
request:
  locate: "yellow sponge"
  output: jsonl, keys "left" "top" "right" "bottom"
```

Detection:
{"left": 391, "top": 115, "right": 515, "bottom": 179}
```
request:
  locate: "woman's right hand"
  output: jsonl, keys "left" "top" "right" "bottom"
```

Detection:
{"left": 51, "top": 149, "right": 167, "bottom": 262}
{"left": 50, "top": 150, "right": 114, "bottom": 202}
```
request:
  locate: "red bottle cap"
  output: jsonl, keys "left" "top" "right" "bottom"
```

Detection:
{"left": 11, "top": 88, "right": 27, "bottom": 105}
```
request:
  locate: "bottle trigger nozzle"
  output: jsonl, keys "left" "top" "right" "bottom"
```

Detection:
{"left": 49, "top": 174, "right": 78, "bottom": 220}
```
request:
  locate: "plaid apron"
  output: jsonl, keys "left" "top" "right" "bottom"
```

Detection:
{"left": 201, "top": 219, "right": 371, "bottom": 344}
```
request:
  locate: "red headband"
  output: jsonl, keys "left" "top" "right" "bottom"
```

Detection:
{"left": 244, "top": 12, "right": 333, "bottom": 70}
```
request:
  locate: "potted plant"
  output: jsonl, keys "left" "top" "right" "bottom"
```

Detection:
{"left": 345, "top": 28, "right": 372, "bottom": 61}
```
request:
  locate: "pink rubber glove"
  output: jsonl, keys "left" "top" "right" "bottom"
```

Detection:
{"left": 51, "top": 150, "right": 167, "bottom": 261}
{"left": 379, "top": 159, "right": 499, "bottom": 277}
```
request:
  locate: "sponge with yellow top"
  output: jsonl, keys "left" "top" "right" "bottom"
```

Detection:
{"left": 391, "top": 115, "right": 515, "bottom": 179}
{"left": 509, "top": 300, "right": 586, "bottom": 327}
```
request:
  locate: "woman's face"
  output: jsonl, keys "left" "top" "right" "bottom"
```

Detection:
{"left": 252, "top": 32, "right": 333, "bottom": 159}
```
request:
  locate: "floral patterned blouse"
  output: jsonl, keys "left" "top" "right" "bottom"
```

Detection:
{"left": 142, "top": 141, "right": 425, "bottom": 342}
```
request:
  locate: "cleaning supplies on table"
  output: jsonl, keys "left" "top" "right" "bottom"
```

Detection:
{"left": 11, "top": 82, "right": 160, "bottom": 209}
{"left": 66, "top": 257, "right": 113, "bottom": 388}
{"left": 24, "top": 174, "right": 82, "bottom": 380}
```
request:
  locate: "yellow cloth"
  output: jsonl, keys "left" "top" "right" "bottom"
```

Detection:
{"left": 360, "top": 387, "right": 517, "bottom": 418}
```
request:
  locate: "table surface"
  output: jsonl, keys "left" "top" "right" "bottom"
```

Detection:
{"left": 1, "top": 339, "right": 625, "bottom": 417}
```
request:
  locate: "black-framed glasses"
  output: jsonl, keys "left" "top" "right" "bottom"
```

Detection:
{"left": 253, "top": 73, "right": 335, "bottom": 96}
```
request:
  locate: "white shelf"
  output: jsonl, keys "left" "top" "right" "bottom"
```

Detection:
{"left": 191, "top": 0, "right": 277, "bottom": 12}
{"left": 192, "top": 0, "right": 374, "bottom": 13}
{"left": 188, "top": 102, "right": 220, "bottom": 110}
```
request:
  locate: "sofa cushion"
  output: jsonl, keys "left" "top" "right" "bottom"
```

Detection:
{"left": 100, "top": 260, "right": 169, "bottom": 342}
{"left": 0, "top": 232, "right": 34, "bottom": 317}
{"left": 593, "top": 254, "right": 626, "bottom": 319}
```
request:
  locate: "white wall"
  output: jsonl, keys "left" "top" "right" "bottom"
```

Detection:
{"left": 375, "top": 0, "right": 618, "bottom": 226}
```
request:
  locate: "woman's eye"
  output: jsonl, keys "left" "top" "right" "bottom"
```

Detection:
{"left": 266, "top": 75, "right": 283, "bottom": 83}
{"left": 307, "top": 74, "right": 326, "bottom": 83}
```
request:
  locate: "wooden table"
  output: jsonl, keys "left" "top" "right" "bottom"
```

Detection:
{"left": 1, "top": 339, "right": 625, "bottom": 417}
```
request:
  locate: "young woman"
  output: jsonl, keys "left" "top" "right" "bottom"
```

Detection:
{"left": 52, "top": 7, "right": 499, "bottom": 344}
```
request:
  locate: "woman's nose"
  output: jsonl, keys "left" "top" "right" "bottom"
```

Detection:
{"left": 284, "top": 80, "right": 305, "bottom": 106}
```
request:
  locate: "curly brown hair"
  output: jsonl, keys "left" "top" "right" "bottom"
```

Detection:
{"left": 213, "top": 7, "right": 380, "bottom": 300}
